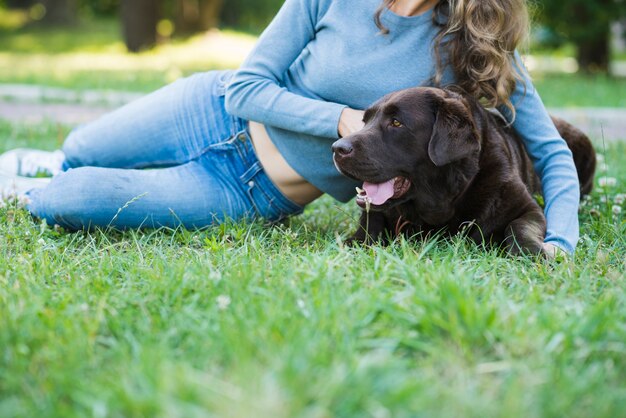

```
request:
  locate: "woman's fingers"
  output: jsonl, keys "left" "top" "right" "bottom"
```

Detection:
{"left": 338, "top": 108, "right": 365, "bottom": 137}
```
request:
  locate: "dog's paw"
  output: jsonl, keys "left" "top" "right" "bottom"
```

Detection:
{"left": 343, "top": 230, "right": 386, "bottom": 247}
{"left": 344, "top": 234, "right": 373, "bottom": 247}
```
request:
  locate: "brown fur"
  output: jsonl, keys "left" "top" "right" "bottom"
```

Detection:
{"left": 332, "top": 87, "right": 596, "bottom": 256}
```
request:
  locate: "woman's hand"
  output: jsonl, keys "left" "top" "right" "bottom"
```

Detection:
{"left": 543, "top": 243, "right": 567, "bottom": 261}
{"left": 338, "top": 108, "right": 365, "bottom": 138}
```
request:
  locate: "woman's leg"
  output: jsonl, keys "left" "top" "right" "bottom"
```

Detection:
{"left": 27, "top": 160, "right": 250, "bottom": 230}
{"left": 24, "top": 69, "right": 303, "bottom": 230}
{"left": 26, "top": 129, "right": 304, "bottom": 230}
{"left": 62, "top": 70, "right": 235, "bottom": 170}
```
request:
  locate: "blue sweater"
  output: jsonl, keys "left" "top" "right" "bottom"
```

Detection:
{"left": 225, "top": 0, "right": 581, "bottom": 253}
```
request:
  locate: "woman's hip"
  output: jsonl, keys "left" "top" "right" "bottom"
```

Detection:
{"left": 62, "top": 70, "right": 243, "bottom": 169}
{"left": 200, "top": 126, "right": 304, "bottom": 223}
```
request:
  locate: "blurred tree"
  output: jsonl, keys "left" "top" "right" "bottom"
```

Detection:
{"left": 39, "top": 0, "right": 77, "bottom": 24}
{"left": 80, "top": 0, "right": 119, "bottom": 16}
{"left": 538, "top": 0, "right": 626, "bottom": 73}
{"left": 120, "top": 0, "right": 223, "bottom": 52}
{"left": 220, "top": 0, "right": 282, "bottom": 33}
{"left": 177, "top": 0, "right": 223, "bottom": 33}
{"left": 120, "top": 0, "right": 158, "bottom": 52}
{"left": 5, "top": 0, "right": 36, "bottom": 8}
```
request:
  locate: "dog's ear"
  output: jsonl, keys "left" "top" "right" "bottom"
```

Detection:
{"left": 428, "top": 92, "right": 480, "bottom": 167}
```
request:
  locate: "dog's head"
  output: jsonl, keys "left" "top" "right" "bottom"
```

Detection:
{"left": 332, "top": 87, "right": 482, "bottom": 225}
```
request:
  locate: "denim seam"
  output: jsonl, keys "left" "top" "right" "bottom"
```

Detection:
{"left": 245, "top": 187, "right": 263, "bottom": 217}
{"left": 250, "top": 179, "right": 278, "bottom": 210}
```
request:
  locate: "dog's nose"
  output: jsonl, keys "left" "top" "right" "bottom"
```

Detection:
{"left": 332, "top": 139, "right": 354, "bottom": 157}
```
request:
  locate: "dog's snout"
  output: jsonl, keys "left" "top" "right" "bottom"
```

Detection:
{"left": 332, "top": 139, "right": 354, "bottom": 157}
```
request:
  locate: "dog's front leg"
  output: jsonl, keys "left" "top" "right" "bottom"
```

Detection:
{"left": 503, "top": 203, "right": 547, "bottom": 256}
{"left": 347, "top": 210, "right": 390, "bottom": 245}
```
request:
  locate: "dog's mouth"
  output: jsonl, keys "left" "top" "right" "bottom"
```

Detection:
{"left": 355, "top": 176, "right": 412, "bottom": 209}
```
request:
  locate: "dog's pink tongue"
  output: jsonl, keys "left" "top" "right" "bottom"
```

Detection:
{"left": 363, "top": 180, "right": 395, "bottom": 205}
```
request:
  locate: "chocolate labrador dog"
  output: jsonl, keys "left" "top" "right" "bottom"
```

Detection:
{"left": 332, "top": 87, "right": 596, "bottom": 256}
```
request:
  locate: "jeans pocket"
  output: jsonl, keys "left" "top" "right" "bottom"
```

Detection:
{"left": 206, "top": 130, "right": 248, "bottom": 155}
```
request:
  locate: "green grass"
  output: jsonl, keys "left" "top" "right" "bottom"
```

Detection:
{"left": 0, "top": 17, "right": 123, "bottom": 54}
{"left": 2, "top": 14, "right": 626, "bottom": 416}
{"left": 533, "top": 73, "right": 626, "bottom": 108}
{"left": 1, "top": 120, "right": 625, "bottom": 417}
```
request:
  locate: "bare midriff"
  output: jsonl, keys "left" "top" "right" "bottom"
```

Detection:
{"left": 248, "top": 121, "right": 323, "bottom": 207}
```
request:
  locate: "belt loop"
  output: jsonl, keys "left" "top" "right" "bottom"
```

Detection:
{"left": 240, "top": 161, "right": 262, "bottom": 184}
{"left": 232, "top": 127, "right": 250, "bottom": 161}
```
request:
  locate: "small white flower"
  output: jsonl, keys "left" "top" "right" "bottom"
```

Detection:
{"left": 600, "top": 196, "right": 608, "bottom": 203}
{"left": 37, "top": 238, "right": 46, "bottom": 245}
{"left": 17, "top": 195, "right": 30, "bottom": 207}
{"left": 208, "top": 270, "right": 222, "bottom": 282}
{"left": 613, "top": 205, "right": 622, "bottom": 215}
{"left": 596, "top": 153, "right": 605, "bottom": 163}
{"left": 598, "top": 177, "right": 617, "bottom": 188}
{"left": 614, "top": 194, "right": 626, "bottom": 205}
{"left": 599, "top": 162, "right": 610, "bottom": 172}
{"left": 216, "top": 295, "right": 231, "bottom": 310}
{"left": 296, "top": 299, "right": 310, "bottom": 318}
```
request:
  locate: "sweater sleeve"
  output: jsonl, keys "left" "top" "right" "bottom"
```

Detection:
{"left": 499, "top": 51, "right": 581, "bottom": 254}
{"left": 224, "top": 0, "right": 346, "bottom": 139}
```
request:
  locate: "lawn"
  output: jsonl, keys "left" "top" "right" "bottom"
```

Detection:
{"left": 1, "top": 118, "right": 625, "bottom": 417}
{"left": 2, "top": 14, "right": 626, "bottom": 418}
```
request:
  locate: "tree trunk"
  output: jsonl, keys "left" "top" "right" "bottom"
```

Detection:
{"left": 577, "top": 26, "right": 611, "bottom": 73}
{"left": 121, "top": 0, "right": 159, "bottom": 53}
{"left": 176, "top": 0, "right": 200, "bottom": 33}
{"left": 199, "top": 0, "right": 223, "bottom": 30}
{"left": 39, "top": 0, "right": 77, "bottom": 25}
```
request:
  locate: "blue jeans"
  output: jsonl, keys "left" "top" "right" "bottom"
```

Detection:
{"left": 27, "top": 70, "right": 304, "bottom": 231}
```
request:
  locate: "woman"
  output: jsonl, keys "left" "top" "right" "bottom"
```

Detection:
{"left": 0, "top": 0, "right": 579, "bottom": 255}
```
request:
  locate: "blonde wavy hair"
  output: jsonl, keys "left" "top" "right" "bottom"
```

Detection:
{"left": 375, "top": 0, "right": 531, "bottom": 119}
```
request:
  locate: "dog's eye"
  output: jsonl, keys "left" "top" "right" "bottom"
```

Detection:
{"left": 390, "top": 119, "right": 403, "bottom": 128}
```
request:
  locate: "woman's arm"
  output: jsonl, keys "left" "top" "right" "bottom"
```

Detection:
{"left": 224, "top": 0, "right": 346, "bottom": 139}
{"left": 499, "top": 52, "right": 581, "bottom": 254}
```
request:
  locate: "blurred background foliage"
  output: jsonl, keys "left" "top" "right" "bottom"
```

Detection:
{"left": 0, "top": 0, "right": 624, "bottom": 67}
{"left": 0, "top": 0, "right": 283, "bottom": 43}
{"left": 0, "top": 0, "right": 282, "bottom": 50}
{"left": 537, "top": 0, "right": 626, "bottom": 72}
{"left": 0, "top": 0, "right": 624, "bottom": 102}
